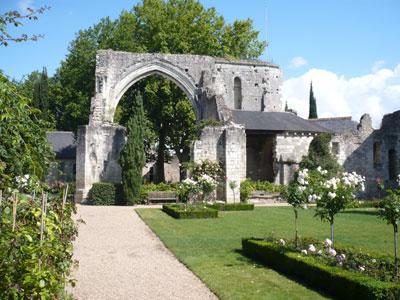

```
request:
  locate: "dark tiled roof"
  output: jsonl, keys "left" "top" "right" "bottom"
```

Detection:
{"left": 46, "top": 131, "right": 76, "bottom": 159}
{"left": 232, "top": 111, "right": 328, "bottom": 133}
{"left": 309, "top": 117, "right": 358, "bottom": 134}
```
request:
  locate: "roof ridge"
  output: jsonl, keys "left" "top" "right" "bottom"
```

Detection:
{"left": 310, "top": 116, "right": 353, "bottom": 121}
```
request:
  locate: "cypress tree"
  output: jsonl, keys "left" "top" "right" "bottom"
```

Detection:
{"left": 308, "top": 81, "right": 318, "bottom": 119}
{"left": 120, "top": 92, "right": 146, "bottom": 205}
{"left": 33, "top": 67, "right": 49, "bottom": 112}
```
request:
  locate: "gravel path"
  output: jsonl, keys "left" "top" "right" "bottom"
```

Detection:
{"left": 67, "top": 205, "right": 217, "bottom": 300}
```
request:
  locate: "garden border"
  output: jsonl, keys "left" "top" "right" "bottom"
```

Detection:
{"left": 207, "top": 203, "right": 254, "bottom": 211}
{"left": 162, "top": 204, "right": 218, "bottom": 219}
{"left": 242, "top": 238, "right": 400, "bottom": 300}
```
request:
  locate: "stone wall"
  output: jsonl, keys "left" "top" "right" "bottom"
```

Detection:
{"left": 273, "top": 133, "right": 315, "bottom": 185}
{"left": 75, "top": 125, "right": 125, "bottom": 202}
{"left": 214, "top": 60, "right": 283, "bottom": 112}
{"left": 193, "top": 124, "right": 246, "bottom": 203}
{"left": 331, "top": 111, "right": 400, "bottom": 198}
{"left": 90, "top": 50, "right": 283, "bottom": 125}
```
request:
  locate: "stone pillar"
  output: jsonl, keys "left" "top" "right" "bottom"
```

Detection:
{"left": 192, "top": 124, "right": 246, "bottom": 202}
{"left": 224, "top": 124, "right": 246, "bottom": 203}
{"left": 75, "top": 124, "right": 125, "bottom": 202}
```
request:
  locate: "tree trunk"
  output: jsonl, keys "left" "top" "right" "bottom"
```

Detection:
{"left": 177, "top": 150, "right": 190, "bottom": 181}
{"left": 294, "top": 209, "right": 298, "bottom": 248}
{"left": 155, "top": 128, "right": 166, "bottom": 183}
{"left": 395, "top": 223, "right": 398, "bottom": 280}
{"left": 330, "top": 221, "right": 334, "bottom": 245}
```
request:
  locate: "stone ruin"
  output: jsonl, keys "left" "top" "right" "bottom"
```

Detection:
{"left": 74, "top": 50, "right": 400, "bottom": 202}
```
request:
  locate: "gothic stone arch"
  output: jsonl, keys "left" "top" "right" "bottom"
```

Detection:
{"left": 75, "top": 50, "right": 283, "bottom": 202}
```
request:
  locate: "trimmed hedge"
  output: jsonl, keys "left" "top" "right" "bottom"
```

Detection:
{"left": 162, "top": 204, "right": 218, "bottom": 219}
{"left": 207, "top": 202, "right": 254, "bottom": 211}
{"left": 242, "top": 238, "right": 400, "bottom": 300}
{"left": 88, "top": 182, "right": 125, "bottom": 205}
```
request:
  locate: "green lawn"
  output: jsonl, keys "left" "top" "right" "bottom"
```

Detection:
{"left": 136, "top": 207, "right": 392, "bottom": 300}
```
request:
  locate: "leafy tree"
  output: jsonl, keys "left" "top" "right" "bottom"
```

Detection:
{"left": 119, "top": 93, "right": 146, "bottom": 205}
{"left": 308, "top": 81, "right": 318, "bottom": 119}
{"left": 51, "top": 17, "right": 115, "bottom": 131}
{"left": 17, "top": 67, "right": 54, "bottom": 127}
{"left": 300, "top": 133, "right": 342, "bottom": 176}
{"left": 0, "top": 73, "right": 54, "bottom": 190}
{"left": 314, "top": 171, "right": 365, "bottom": 244}
{"left": 379, "top": 186, "right": 400, "bottom": 279}
{"left": 0, "top": 6, "right": 49, "bottom": 46}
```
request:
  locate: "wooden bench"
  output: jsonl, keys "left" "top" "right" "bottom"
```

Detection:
{"left": 147, "top": 191, "right": 178, "bottom": 204}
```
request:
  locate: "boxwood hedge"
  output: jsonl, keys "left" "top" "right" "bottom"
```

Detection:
{"left": 162, "top": 204, "right": 218, "bottom": 219}
{"left": 242, "top": 238, "right": 400, "bottom": 300}
{"left": 207, "top": 202, "right": 254, "bottom": 211}
{"left": 88, "top": 182, "right": 124, "bottom": 205}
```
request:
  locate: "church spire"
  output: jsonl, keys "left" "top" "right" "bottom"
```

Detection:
{"left": 308, "top": 81, "right": 318, "bottom": 119}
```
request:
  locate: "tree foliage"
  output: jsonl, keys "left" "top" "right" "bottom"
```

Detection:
{"left": 0, "top": 73, "right": 54, "bottom": 190}
{"left": 300, "top": 133, "right": 342, "bottom": 176}
{"left": 0, "top": 6, "right": 49, "bottom": 46}
{"left": 119, "top": 93, "right": 146, "bottom": 204}
{"left": 17, "top": 67, "right": 54, "bottom": 127}
{"left": 308, "top": 81, "right": 318, "bottom": 119}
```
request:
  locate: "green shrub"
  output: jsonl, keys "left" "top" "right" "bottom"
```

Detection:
{"left": 162, "top": 204, "right": 218, "bottom": 219}
{"left": 207, "top": 202, "right": 254, "bottom": 211}
{"left": 88, "top": 182, "right": 124, "bottom": 205}
{"left": 0, "top": 190, "right": 77, "bottom": 298}
{"left": 242, "top": 238, "right": 400, "bottom": 299}
{"left": 354, "top": 200, "right": 382, "bottom": 209}
{"left": 240, "top": 179, "right": 283, "bottom": 202}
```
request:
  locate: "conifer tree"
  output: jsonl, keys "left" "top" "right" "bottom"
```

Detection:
{"left": 33, "top": 67, "right": 49, "bottom": 112}
{"left": 120, "top": 92, "right": 145, "bottom": 205}
{"left": 308, "top": 81, "right": 318, "bottom": 119}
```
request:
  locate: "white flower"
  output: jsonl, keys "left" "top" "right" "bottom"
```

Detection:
{"left": 324, "top": 238, "right": 333, "bottom": 247}
{"left": 359, "top": 265, "right": 365, "bottom": 272}
{"left": 298, "top": 186, "right": 306, "bottom": 192}
{"left": 371, "top": 259, "right": 377, "bottom": 263}
{"left": 328, "top": 192, "right": 336, "bottom": 199}
{"left": 301, "top": 249, "right": 308, "bottom": 255}
{"left": 308, "top": 244, "right": 316, "bottom": 253}
{"left": 279, "top": 239, "right": 286, "bottom": 246}
{"left": 328, "top": 248, "right": 337, "bottom": 257}
{"left": 317, "top": 250, "right": 323, "bottom": 255}
{"left": 183, "top": 178, "right": 197, "bottom": 185}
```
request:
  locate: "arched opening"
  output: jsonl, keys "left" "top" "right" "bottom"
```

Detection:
{"left": 115, "top": 74, "right": 197, "bottom": 184}
{"left": 388, "top": 149, "right": 397, "bottom": 180}
{"left": 109, "top": 60, "right": 199, "bottom": 123}
{"left": 234, "top": 77, "right": 242, "bottom": 110}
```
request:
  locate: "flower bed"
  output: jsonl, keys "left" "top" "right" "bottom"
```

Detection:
{"left": 207, "top": 202, "right": 254, "bottom": 211}
{"left": 162, "top": 204, "right": 218, "bottom": 219}
{"left": 242, "top": 238, "right": 400, "bottom": 299}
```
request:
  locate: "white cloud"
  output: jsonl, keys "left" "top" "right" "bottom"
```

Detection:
{"left": 372, "top": 60, "right": 386, "bottom": 72}
{"left": 18, "top": 0, "right": 35, "bottom": 13}
{"left": 283, "top": 64, "right": 400, "bottom": 128}
{"left": 289, "top": 56, "right": 308, "bottom": 69}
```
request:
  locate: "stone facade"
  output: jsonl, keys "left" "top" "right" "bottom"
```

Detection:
{"left": 274, "top": 133, "right": 316, "bottom": 185}
{"left": 324, "top": 111, "right": 400, "bottom": 198}
{"left": 74, "top": 49, "right": 399, "bottom": 203}
{"left": 75, "top": 50, "right": 282, "bottom": 202}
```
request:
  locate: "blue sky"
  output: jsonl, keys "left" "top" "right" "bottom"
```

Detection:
{"left": 1, "top": 0, "right": 399, "bottom": 125}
